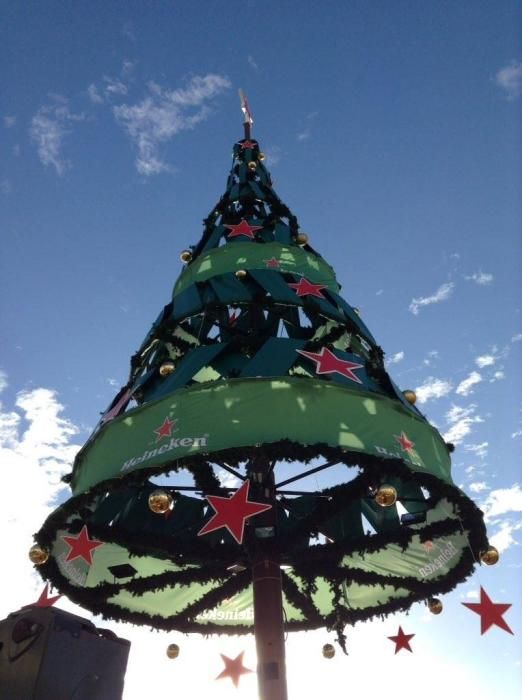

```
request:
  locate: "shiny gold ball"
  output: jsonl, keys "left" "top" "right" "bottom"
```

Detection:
{"left": 180, "top": 250, "right": 192, "bottom": 263}
{"left": 374, "top": 485, "right": 397, "bottom": 507}
{"left": 248, "top": 161, "right": 257, "bottom": 171}
{"left": 166, "top": 643, "right": 180, "bottom": 659}
{"left": 480, "top": 546, "right": 499, "bottom": 566}
{"left": 29, "top": 544, "right": 49, "bottom": 565}
{"left": 295, "top": 233, "right": 309, "bottom": 246}
{"left": 148, "top": 490, "right": 173, "bottom": 515}
{"left": 159, "top": 361, "right": 176, "bottom": 377}
{"left": 403, "top": 390, "right": 417, "bottom": 405}
{"left": 258, "top": 152, "right": 265, "bottom": 161}
{"left": 322, "top": 643, "right": 335, "bottom": 659}
{"left": 235, "top": 269, "right": 248, "bottom": 279}
{"left": 428, "top": 597, "right": 443, "bottom": 615}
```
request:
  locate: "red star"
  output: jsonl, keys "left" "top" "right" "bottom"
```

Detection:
{"left": 264, "top": 257, "right": 281, "bottom": 269}
{"left": 288, "top": 277, "right": 327, "bottom": 298}
{"left": 25, "top": 584, "right": 61, "bottom": 608}
{"left": 216, "top": 652, "right": 253, "bottom": 687}
{"left": 388, "top": 626, "right": 415, "bottom": 654}
{"left": 239, "top": 140, "right": 256, "bottom": 149}
{"left": 394, "top": 431, "right": 415, "bottom": 453}
{"left": 296, "top": 347, "right": 364, "bottom": 384}
{"left": 154, "top": 416, "right": 177, "bottom": 441}
{"left": 422, "top": 540, "right": 434, "bottom": 552}
{"left": 462, "top": 587, "right": 513, "bottom": 635}
{"left": 62, "top": 526, "right": 103, "bottom": 565}
{"left": 198, "top": 480, "right": 272, "bottom": 544}
{"left": 224, "top": 219, "right": 263, "bottom": 239}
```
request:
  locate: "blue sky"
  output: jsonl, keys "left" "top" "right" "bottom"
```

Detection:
{"left": 1, "top": 1, "right": 521, "bottom": 697}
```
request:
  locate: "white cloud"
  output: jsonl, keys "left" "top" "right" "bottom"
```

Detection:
{"left": 490, "top": 370, "right": 505, "bottom": 382}
{"left": 104, "top": 75, "right": 128, "bottom": 96}
{"left": 296, "top": 111, "right": 318, "bottom": 142}
{"left": 481, "top": 484, "right": 522, "bottom": 520}
{"left": 4, "top": 114, "right": 16, "bottom": 128}
{"left": 0, "top": 370, "right": 7, "bottom": 393}
{"left": 263, "top": 145, "right": 281, "bottom": 166}
{"left": 456, "top": 371, "right": 482, "bottom": 396}
{"left": 247, "top": 55, "right": 259, "bottom": 70}
{"left": 30, "top": 97, "right": 85, "bottom": 175}
{"left": 409, "top": 282, "right": 454, "bottom": 315}
{"left": 512, "top": 333, "right": 522, "bottom": 343}
{"left": 443, "top": 404, "right": 483, "bottom": 445}
{"left": 386, "top": 351, "right": 404, "bottom": 365}
{"left": 511, "top": 429, "right": 522, "bottom": 439}
{"left": 495, "top": 60, "right": 522, "bottom": 100}
{"left": 475, "top": 354, "right": 495, "bottom": 368}
{"left": 489, "top": 521, "right": 522, "bottom": 552}
{"left": 415, "top": 377, "right": 453, "bottom": 404}
{"left": 469, "top": 481, "right": 488, "bottom": 493}
{"left": 122, "top": 60, "right": 135, "bottom": 76}
{"left": 114, "top": 74, "right": 231, "bottom": 176}
{"left": 423, "top": 350, "right": 439, "bottom": 366}
{"left": 465, "top": 271, "right": 494, "bottom": 285}
{"left": 464, "top": 442, "right": 488, "bottom": 459}
{"left": 87, "top": 83, "right": 104, "bottom": 104}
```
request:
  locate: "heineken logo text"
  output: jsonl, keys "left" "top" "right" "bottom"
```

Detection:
{"left": 121, "top": 435, "right": 208, "bottom": 472}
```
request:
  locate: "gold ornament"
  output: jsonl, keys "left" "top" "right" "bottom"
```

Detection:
{"left": 166, "top": 643, "right": 180, "bottom": 659}
{"left": 248, "top": 161, "right": 257, "bottom": 171}
{"left": 159, "top": 361, "right": 175, "bottom": 377}
{"left": 235, "top": 269, "right": 248, "bottom": 279}
{"left": 180, "top": 250, "right": 192, "bottom": 263}
{"left": 403, "top": 390, "right": 417, "bottom": 405}
{"left": 258, "top": 152, "right": 265, "bottom": 161}
{"left": 374, "top": 485, "right": 397, "bottom": 507}
{"left": 428, "top": 597, "right": 443, "bottom": 615}
{"left": 480, "top": 546, "right": 499, "bottom": 566}
{"left": 148, "top": 490, "right": 173, "bottom": 515}
{"left": 29, "top": 544, "right": 49, "bottom": 565}
{"left": 322, "top": 643, "right": 335, "bottom": 659}
{"left": 295, "top": 233, "right": 308, "bottom": 246}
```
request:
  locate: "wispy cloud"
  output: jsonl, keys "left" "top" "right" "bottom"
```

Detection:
{"left": 475, "top": 354, "right": 495, "bottom": 368}
{"left": 465, "top": 271, "right": 494, "bottom": 285}
{"left": 443, "top": 403, "right": 483, "bottom": 445}
{"left": 247, "top": 55, "right": 259, "bottom": 71}
{"left": 263, "top": 145, "right": 281, "bottom": 167}
{"left": 409, "top": 282, "right": 454, "bottom": 315}
{"left": 512, "top": 429, "right": 522, "bottom": 439}
{"left": 122, "top": 21, "right": 136, "bottom": 41}
{"left": 386, "top": 351, "right": 404, "bottom": 365}
{"left": 468, "top": 481, "right": 488, "bottom": 493}
{"left": 4, "top": 115, "right": 16, "bottom": 128}
{"left": 114, "top": 74, "right": 231, "bottom": 176}
{"left": 495, "top": 60, "right": 522, "bottom": 100}
{"left": 30, "top": 97, "right": 85, "bottom": 175}
{"left": 489, "top": 520, "right": 522, "bottom": 552}
{"left": 490, "top": 370, "right": 505, "bottom": 382}
{"left": 103, "top": 75, "right": 128, "bottom": 97}
{"left": 456, "top": 371, "right": 482, "bottom": 396}
{"left": 481, "top": 484, "right": 522, "bottom": 521}
{"left": 87, "top": 83, "right": 104, "bottom": 104}
{"left": 1, "top": 178, "right": 12, "bottom": 195}
{"left": 512, "top": 333, "right": 522, "bottom": 343}
{"left": 0, "top": 370, "right": 7, "bottom": 393}
{"left": 464, "top": 441, "right": 488, "bottom": 459}
{"left": 296, "top": 111, "right": 318, "bottom": 142}
{"left": 415, "top": 377, "right": 453, "bottom": 404}
{"left": 423, "top": 350, "right": 439, "bottom": 367}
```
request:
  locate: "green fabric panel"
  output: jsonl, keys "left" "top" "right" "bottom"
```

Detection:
{"left": 71, "top": 378, "right": 452, "bottom": 494}
{"left": 274, "top": 222, "right": 292, "bottom": 244}
{"left": 361, "top": 498, "right": 400, "bottom": 534}
{"left": 208, "top": 273, "right": 253, "bottom": 303}
{"left": 210, "top": 350, "right": 250, "bottom": 378}
{"left": 303, "top": 294, "right": 346, "bottom": 323}
{"left": 171, "top": 284, "right": 202, "bottom": 322}
{"left": 240, "top": 338, "right": 307, "bottom": 377}
{"left": 320, "top": 501, "right": 365, "bottom": 541}
{"left": 334, "top": 294, "right": 377, "bottom": 345}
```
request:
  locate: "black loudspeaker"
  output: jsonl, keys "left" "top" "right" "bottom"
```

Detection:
{"left": 0, "top": 605, "right": 130, "bottom": 699}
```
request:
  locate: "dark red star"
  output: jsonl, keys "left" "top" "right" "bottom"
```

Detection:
{"left": 224, "top": 219, "right": 263, "bottom": 239}
{"left": 394, "top": 431, "right": 415, "bottom": 453}
{"left": 239, "top": 140, "right": 256, "bottom": 149}
{"left": 198, "top": 480, "right": 272, "bottom": 544}
{"left": 296, "top": 347, "right": 364, "bottom": 384}
{"left": 154, "top": 416, "right": 177, "bottom": 441}
{"left": 63, "top": 526, "right": 103, "bottom": 565}
{"left": 25, "top": 584, "right": 61, "bottom": 608}
{"left": 462, "top": 587, "right": 513, "bottom": 635}
{"left": 388, "top": 626, "right": 415, "bottom": 654}
{"left": 216, "top": 651, "right": 253, "bottom": 687}
{"left": 288, "top": 277, "right": 327, "bottom": 298}
{"left": 264, "top": 257, "right": 281, "bottom": 269}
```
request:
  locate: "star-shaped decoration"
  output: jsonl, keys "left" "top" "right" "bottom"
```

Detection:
{"left": 25, "top": 584, "right": 61, "bottom": 609}
{"left": 388, "top": 626, "right": 415, "bottom": 654}
{"left": 62, "top": 526, "right": 103, "bottom": 565}
{"left": 224, "top": 219, "right": 263, "bottom": 240}
{"left": 288, "top": 277, "right": 327, "bottom": 298}
{"left": 462, "top": 587, "right": 513, "bottom": 635}
{"left": 264, "top": 256, "right": 281, "bottom": 269}
{"left": 216, "top": 652, "right": 253, "bottom": 687}
{"left": 154, "top": 416, "right": 177, "bottom": 442}
{"left": 422, "top": 540, "right": 434, "bottom": 552}
{"left": 198, "top": 480, "right": 272, "bottom": 544}
{"left": 296, "top": 347, "right": 364, "bottom": 384}
{"left": 394, "top": 431, "right": 415, "bottom": 453}
{"left": 239, "top": 140, "right": 257, "bottom": 149}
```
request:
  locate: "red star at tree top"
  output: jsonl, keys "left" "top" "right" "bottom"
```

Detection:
{"left": 288, "top": 277, "right": 327, "bottom": 298}
{"left": 388, "top": 626, "right": 415, "bottom": 654}
{"left": 25, "top": 584, "right": 61, "bottom": 609}
{"left": 216, "top": 651, "right": 253, "bottom": 687}
{"left": 296, "top": 347, "right": 364, "bottom": 384}
{"left": 198, "top": 480, "right": 272, "bottom": 544}
{"left": 62, "top": 526, "right": 103, "bottom": 565}
{"left": 154, "top": 416, "right": 177, "bottom": 441}
{"left": 394, "top": 431, "right": 415, "bottom": 453}
{"left": 264, "top": 257, "right": 281, "bottom": 269}
{"left": 462, "top": 587, "right": 514, "bottom": 635}
{"left": 224, "top": 219, "right": 263, "bottom": 239}
{"left": 239, "top": 140, "right": 256, "bottom": 149}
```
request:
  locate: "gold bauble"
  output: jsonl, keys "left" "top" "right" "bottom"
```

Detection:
{"left": 374, "top": 485, "right": 397, "bottom": 507}
{"left": 295, "top": 233, "right": 309, "bottom": 246}
{"left": 480, "top": 546, "right": 499, "bottom": 566}
{"left": 29, "top": 544, "right": 49, "bottom": 565}
{"left": 322, "top": 643, "right": 335, "bottom": 659}
{"left": 235, "top": 269, "right": 248, "bottom": 279}
{"left": 166, "top": 643, "right": 180, "bottom": 659}
{"left": 258, "top": 152, "right": 265, "bottom": 161}
{"left": 148, "top": 490, "right": 173, "bottom": 515}
{"left": 428, "top": 597, "right": 443, "bottom": 615}
{"left": 180, "top": 250, "right": 192, "bottom": 263}
{"left": 248, "top": 161, "right": 257, "bottom": 171}
{"left": 159, "top": 361, "right": 176, "bottom": 377}
{"left": 403, "top": 390, "right": 417, "bottom": 405}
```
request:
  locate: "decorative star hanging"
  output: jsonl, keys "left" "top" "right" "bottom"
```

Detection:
{"left": 62, "top": 525, "right": 103, "bottom": 565}
{"left": 198, "top": 480, "right": 272, "bottom": 544}
{"left": 388, "top": 626, "right": 415, "bottom": 653}
{"left": 25, "top": 584, "right": 61, "bottom": 609}
{"left": 288, "top": 277, "right": 327, "bottom": 298}
{"left": 154, "top": 417, "right": 177, "bottom": 441}
{"left": 224, "top": 219, "right": 263, "bottom": 240}
{"left": 394, "top": 431, "right": 415, "bottom": 453}
{"left": 264, "top": 257, "right": 281, "bottom": 269}
{"left": 216, "top": 651, "right": 253, "bottom": 687}
{"left": 462, "top": 587, "right": 514, "bottom": 635}
{"left": 239, "top": 140, "right": 257, "bottom": 149}
{"left": 296, "top": 347, "right": 364, "bottom": 383}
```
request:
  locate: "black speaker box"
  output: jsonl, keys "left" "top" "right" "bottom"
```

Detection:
{"left": 0, "top": 605, "right": 130, "bottom": 700}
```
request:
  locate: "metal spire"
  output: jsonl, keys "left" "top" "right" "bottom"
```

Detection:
{"left": 238, "top": 88, "right": 253, "bottom": 140}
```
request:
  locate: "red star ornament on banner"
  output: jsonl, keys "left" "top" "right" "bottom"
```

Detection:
{"left": 62, "top": 525, "right": 103, "bottom": 565}
{"left": 394, "top": 431, "right": 415, "bottom": 453}
{"left": 288, "top": 277, "right": 327, "bottom": 298}
{"left": 239, "top": 140, "right": 256, "bottom": 149}
{"left": 264, "top": 257, "right": 281, "bottom": 269}
{"left": 154, "top": 416, "right": 177, "bottom": 441}
{"left": 198, "top": 480, "right": 272, "bottom": 544}
{"left": 25, "top": 584, "right": 61, "bottom": 609}
{"left": 216, "top": 652, "right": 253, "bottom": 687}
{"left": 296, "top": 347, "right": 364, "bottom": 384}
{"left": 224, "top": 219, "right": 263, "bottom": 240}
{"left": 388, "top": 626, "right": 415, "bottom": 654}
{"left": 462, "top": 587, "right": 514, "bottom": 635}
